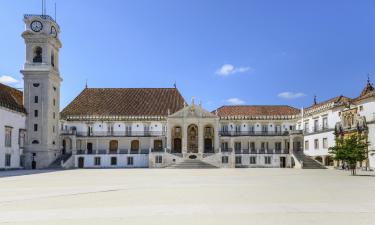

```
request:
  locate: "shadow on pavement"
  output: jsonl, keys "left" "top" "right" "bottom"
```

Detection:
{"left": 0, "top": 169, "right": 66, "bottom": 178}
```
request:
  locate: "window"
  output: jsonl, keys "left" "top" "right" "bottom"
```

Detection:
{"left": 314, "top": 119, "right": 319, "bottom": 132}
{"left": 32, "top": 140, "right": 39, "bottom": 144}
{"left": 5, "top": 154, "right": 11, "bottom": 167}
{"left": 265, "top": 156, "right": 271, "bottom": 164}
{"left": 235, "top": 156, "right": 242, "bottom": 164}
{"left": 275, "top": 142, "right": 282, "bottom": 151}
{"left": 33, "top": 83, "right": 40, "bottom": 87}
{"left": 131, "top": 140, "right": 140, "bottom": 151}
{"left": 262, "top": 125, "right": 268, "bottom": 133}
{"left": 52, "top": 126, "right": 55, "bottom": 133}
{"left": 359, "top": 106, "right": 364, "bottom": 111}
{"left": 53, "top": 99, "right": 56, "bottom": 106}
{"left": 33, "top": 46, "right": 42, "bottom": 63}
{"left": 221, "top": 142, "right": 229, "bottom": 151}
{"left": 314, "top": 139, "right": 319, "bottom": 149}
{"left": 53, "top": 112, "right": 55, "bottom": 119}
{"left": 234, "top": 142, "right": 241, "bottom": 151}
{"left": 235, "top": 125, "right": 241, "bottom": 133}
{"left": 250, "top": 156, "right": 256, "bottom": 164}
{"left": 305, "top": 140, "right": 309, "bottom": 150}
{"left": 34, "top": 96, "right": 39, "bottom": 103}
{"left": 250, "top": 142, "right": 255, "bottom": 151}
{"left": 111, "top": 157, "right": 117, "bottom": 166}
{"left": 34, "top": 110, "right": 38, "bottom": 117}
{"left": 323, "top": 138, "right": 328, "bottom": 149}
{"left": 127, "top": 157, "right": 134, "bottom": 165}
{"left": 221, "top": 124, "right": 228, "bottom": 132}
{"left": 155, "top": 155, "right": 162, "bottom": 164}
{"left": 304, "top": 121, "right": 309, "bottom": 133}
{"left": 19, "top": 130, "right": 25, "bottom": 148}
{"left": 34, "top": 124, "right": 38, "bottom": 131}
{"left": 94, "top": 157, "right": 101, "bottom": 166}
{"left": 222, "top": 156, "right": 229, "bottom": 164}
{"left": 322, "top": 117, "right": 328, "bottom": 129}
{"left": 51, "top": 50, "right": 55, "bottom": 67}
{"left": 5, "top": 127, "right": 12, "bottom": 147}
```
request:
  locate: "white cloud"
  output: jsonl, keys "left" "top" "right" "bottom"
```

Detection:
{"left": 278, "top": 92, "right": 306, "bottom": 99}
{"left": 0, "top": 75, "right": 19, "bottom": 84}
{"left": 225, "top": 98, "right": 246, "bottom": 105}
{"left": 216, "top": 64, "right": 251, "bottom": 76}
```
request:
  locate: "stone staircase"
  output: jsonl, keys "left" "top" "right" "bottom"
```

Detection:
{"left": 48, "top": 153, "right": 72, "bottom": 169}
{"left": 168, "top": 159, "right": 218, "bottom": 169}
{"left": 293, "top": 150, "right": 326, "bottom": 169}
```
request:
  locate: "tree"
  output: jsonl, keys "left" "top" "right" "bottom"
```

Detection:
{"left": 329, "top": 134, "right": 369, "bottom": 176}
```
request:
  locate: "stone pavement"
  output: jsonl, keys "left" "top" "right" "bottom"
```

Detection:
{"left": 0, "top": 168, "right": 374, "bottom": 225}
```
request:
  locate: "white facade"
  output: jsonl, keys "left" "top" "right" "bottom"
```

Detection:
{"left": 0, "top": 107, "right": 26, "bottom": 169}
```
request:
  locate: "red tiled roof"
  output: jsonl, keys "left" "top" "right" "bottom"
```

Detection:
{"left": 215, "top": 105, "right": 300, "bottom": 117}
{"left": 61, "top": 88, "right": 185, "bottom": 118}
{"left": 0, "top": 83, "right": 25, "bottom": 113}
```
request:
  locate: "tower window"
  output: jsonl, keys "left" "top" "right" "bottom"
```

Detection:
{"left": 33, "top": 47, "right": 42, "bottom": 63}
{"left": 34, "top": 124, "right": 38, "bottom": 131}
{"left": 34, "top": 96, "right": 38, "bottom": 103}
{"left": 34, "top": 110, "right": 38, "bottom": 117}
{"left": 32, "top": 140, "right": 39, "bottom": 144}
{"left": 33, "top": 83, "right": 40, "bottom": 87}
{"left": 53, "top": 99, "right": 56, "bottom": 106}
{"left": 53, "top": 112, "right": 55, "bottom": 119}
{"left": 51, "top": 50, "right": 55, "bottom": 67}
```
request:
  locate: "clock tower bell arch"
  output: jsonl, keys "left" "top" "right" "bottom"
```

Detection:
{"left": 20, "top": 14, "right": 62, "bottom": 169}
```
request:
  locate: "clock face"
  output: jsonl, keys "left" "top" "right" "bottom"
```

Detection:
{"left": 31, "top": 21, "right": 43, "bottom": 32}
{"left": 51, "top": 26, "right": 57, "bottom": 37}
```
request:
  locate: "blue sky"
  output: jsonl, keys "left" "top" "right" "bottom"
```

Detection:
{"left": 1, "top": 0, "right": 375, "bottom": 111}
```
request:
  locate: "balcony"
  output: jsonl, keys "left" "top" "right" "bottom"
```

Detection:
{"left": 75, "top": 131, "right": 165, "bottom": 137}
{"left": 234, "top": 149, "right": 289, "bottom": 154}
{"left": 303, "top": 127, "right": 334, "bottom": 135}
{"left": 219, "top": 131, "right": 289, "bottom": 137}
{"left": 75, "top": 149, "right": 149, "bottom": 155}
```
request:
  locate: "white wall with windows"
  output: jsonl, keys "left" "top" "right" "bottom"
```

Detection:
{"left": 0, "top": 107, "right": 26, "bottom": 169}
{"left": 74, "top": 154, "right": 149, "bottom": 168}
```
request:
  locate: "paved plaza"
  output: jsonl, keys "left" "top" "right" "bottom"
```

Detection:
{"left": 0, "top": 169, "right": 374, "bottom": 225}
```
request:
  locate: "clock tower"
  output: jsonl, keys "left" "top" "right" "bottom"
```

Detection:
{"left": 20, "top": 14, "right": 62, "bottom": 169}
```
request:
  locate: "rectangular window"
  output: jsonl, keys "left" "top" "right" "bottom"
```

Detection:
{"left": 52, "top": 126, "right": 55, "bottom": 133}
{"left": 5, "top": 127, "right": 12, "bottom": 147}
{"left": 34, "top": 110, "right": 38, "bottom": 117}
{"left": 34, "top": 124, "right": 38, "bottom": 132}
{"left": 111, "top": 157, "right": 117, "bottom": 165}
{"left": 94, "top": 157, "right": 101, "bottom": 166}
{"left": 155, "top": 155, "right": 162, "bottom": 164}
{"left": 221, "top": 142, "right": 229, "bottom": 151}
{"left": 322, "top": 117, "right": 328, "bottom": 129}
{"left": 250, "top": 142, "right": 255, "bottom": 151}
{"left": 262, "top": 125, "right": 268, "bottom": 133}
{"left": 53, "top": 112, "right": 55, "bottom": 119}
{"left": 305, "top": 140, "right": 309, "bottom": 150}
{"left": 314, "top": 119, "right": 319, "bottom": 132}
{"left": 250, "top": 156, "right": 256, "bottom": 164}
{"left": 19, "top": 129, "right": 25, "bottom": 148}
{"left": 265, "top": 156, "right": 271, "bottom": 165}
{"left": 127, "top": 157, "right": 134, "bottom": 165}
{"left": 359, "top": 105, "right": 364, "bottom": 111}
{"left": 275, "top": 142, "right": 282, "bottom": 151}
{"left": 304, "top": 121, "right": 309, "bottom": 133}
{"left": 323, "top": 138, "right": 328, "bottom": 149}
{"left": 222, "top": 156, "right": 229, "bottom": 164}
{"left": 34, "top": 96, "right": 38, "bottom": 103}
{"left": 53, "top": 99, "right": 56, "bottom": 106}
{"left": 235, "top": 156, "right": 242, "bottom": 164}
{"left": 234, "top": 142, "right": 241, "bottom": 151}
{"left": 5, "top": 154, "right": 11, "bottom": 167}
{"left": 314, "top": 139, "right": 319, "bottom": 149}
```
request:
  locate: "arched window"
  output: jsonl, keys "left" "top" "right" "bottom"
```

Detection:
{"left": 33, "top": 47, "right": 42, "bottom": 63}
{"left": 109, "top": 140, "right": 118, "bottom": 153}
{"left": 131, "top": 140, "right": 139, "bottom": 152}
{"left": 51, "top": 50, "right": 55, "bottom": 67}
{"left": 32, "top": 140, "right": 39, "bottom": 144}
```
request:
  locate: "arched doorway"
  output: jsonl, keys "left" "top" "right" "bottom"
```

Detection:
{"left": 315, "top": 156, "right": 323, "bottom": 164}
{"left": 187, "top": 124, "right": 198, "bottom": 153}
{"left": 325, "top": 156, "right": 334, "bottom": 166}
{"left": 204, "top": 125, "right": 214, "bottom": 153}
{"left": 109, "top": 140, "right": 118, "bottom": 154}
{"left": 173, "top": 138, "right": 182, "bottom": 153}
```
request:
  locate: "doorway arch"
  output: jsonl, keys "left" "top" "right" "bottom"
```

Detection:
{"left": 187, "top": 124, "right": 198, "bottom": 153}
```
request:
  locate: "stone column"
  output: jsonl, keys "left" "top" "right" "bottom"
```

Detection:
{"left": 198, "top": 123, "right": 204, "bottom": 154}
{"left": 72, "top": 136, "right": 77, "bottom": 154}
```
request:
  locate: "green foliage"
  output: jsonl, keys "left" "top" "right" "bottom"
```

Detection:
{"left": 329, "top": 134, "right": 369, "bottom": 175}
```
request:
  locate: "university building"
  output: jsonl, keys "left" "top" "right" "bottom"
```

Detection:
{"left": 1, "top": 14, "right": 374, "bottom": 169}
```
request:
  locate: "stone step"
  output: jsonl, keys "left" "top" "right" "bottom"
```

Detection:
{"left": 168, "top": 159, "right": 217, "bottom": 169}
{"left": 293, "top": 152, "right": 326, "bottom": 169}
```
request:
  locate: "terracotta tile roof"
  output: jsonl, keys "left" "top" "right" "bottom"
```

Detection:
{"left": 215, "top": 105, "right": 300, "bottom": 117}
{"left": 0, "top": 83, "right": 25, "bottom": 113}
{"left": 61, "top": 88, "right": 185, "bottom": 118}
{"left": 304, "top": 95, "right": 351, "bottom": 112}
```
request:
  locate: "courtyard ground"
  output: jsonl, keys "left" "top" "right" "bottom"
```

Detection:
{"left": 0, "top": 168, "right": 374, "bottom": 225}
